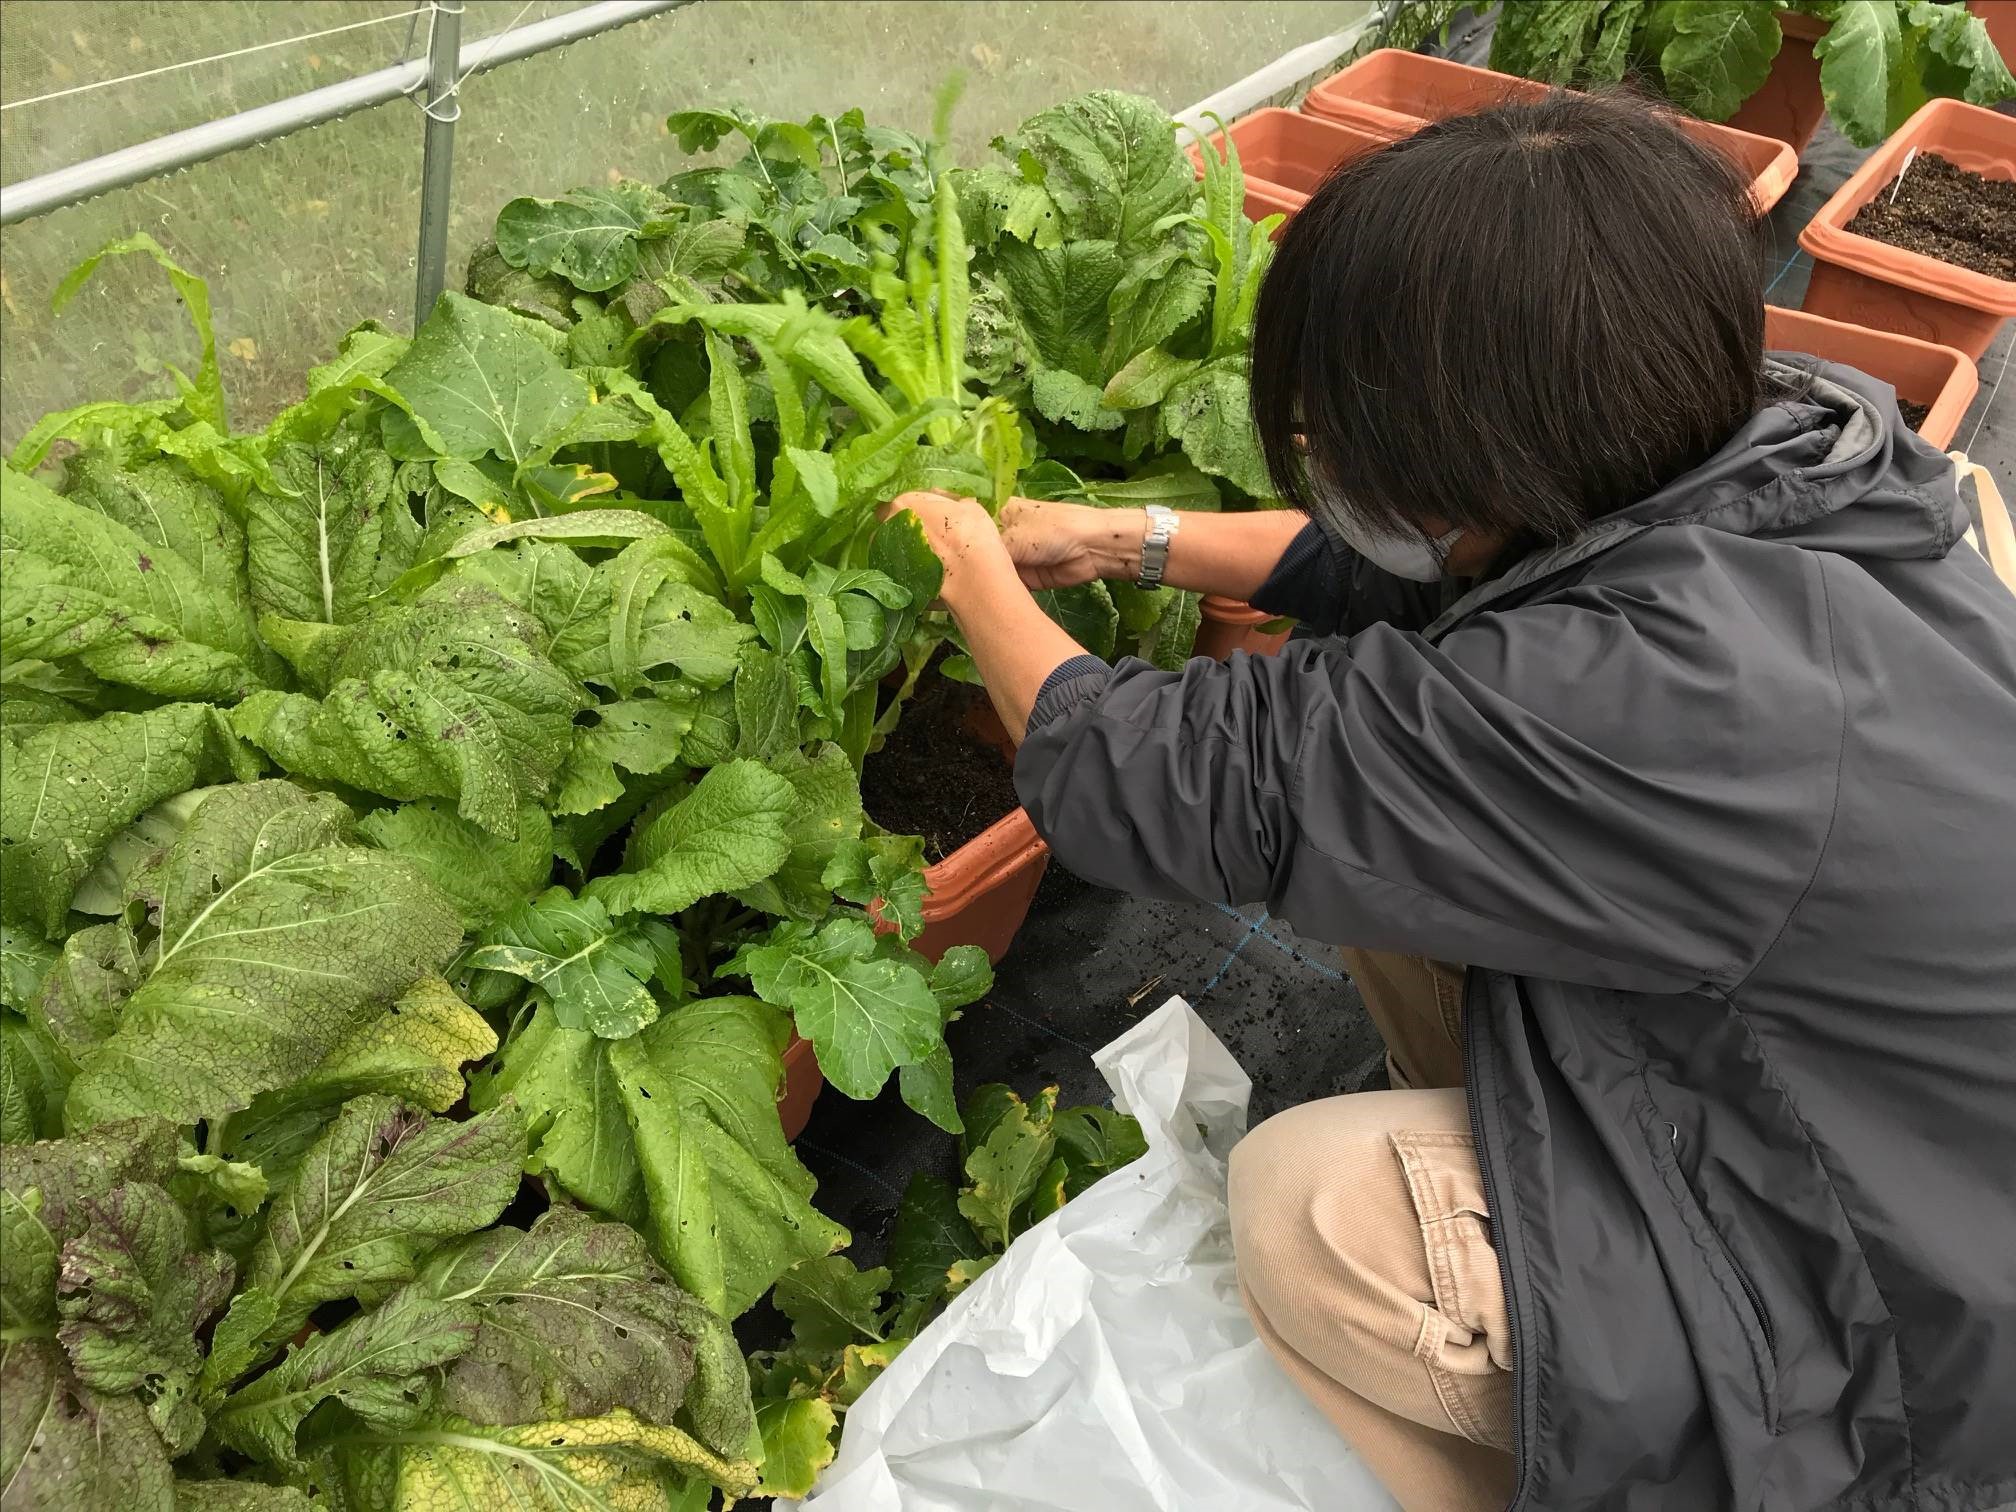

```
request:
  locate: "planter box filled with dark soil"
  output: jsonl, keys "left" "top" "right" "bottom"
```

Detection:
{"left": 864, "top": 664, "right": 1050, "bottom": 966}
{"left": 1800, "top": 98, "right": 2016, "bottom": 359}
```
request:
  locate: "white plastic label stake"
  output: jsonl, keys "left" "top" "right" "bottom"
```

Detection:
{"left": 1890, "top": 145, "right": 1920, "bottom": 204}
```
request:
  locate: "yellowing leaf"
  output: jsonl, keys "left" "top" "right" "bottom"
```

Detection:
{"left": 755, "top": 1397, "right": 838, "bottom": 1499}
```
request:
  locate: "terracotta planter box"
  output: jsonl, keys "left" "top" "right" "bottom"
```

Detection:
{"left": 779, "top": 1035, "right": 822, "bottom": 1141}
{"left": 1194, "top": 594, "right": 1293, "bottom": 659}
{"left": 1186, "top": 108, "right": 1391, "bottom": 222}
{"left": 1727, "top": 12, "right": 1829, "bottom": 153}
{"left": 906, "top": 808, "right": 1052, "bottom": 966}
{"left": 869, "top": 598, "right": 1297, "bottom": 970}
{"left": 1969, "top": 1, "right": 2016, "bottom": 80}
{"left": 1798, "top": 98, "right": 2016, "bottom": 360}
{"left": 1765, "top": 305, "right": 1979, "bottom": 449}
{"left": 1300, "top": 49, "right": 1798, "bottom": 214}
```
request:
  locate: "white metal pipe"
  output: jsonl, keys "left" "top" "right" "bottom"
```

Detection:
{"left": 0, "top": 0, "right": 689, "bottom": 226}
{"left": 1174, "top": 7, "right": 1384, "bottom": 138}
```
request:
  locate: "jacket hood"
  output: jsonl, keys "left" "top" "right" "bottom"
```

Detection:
{"left": 1425, "top": 357, "right": 1967, "bottom": 639}
{"left": 1617, "top": 355, "right": 1966, "bottom": 560}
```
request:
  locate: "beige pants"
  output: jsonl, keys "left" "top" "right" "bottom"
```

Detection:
{"left": 1228, "top": 952, "right": 1516, "bottom": 1512}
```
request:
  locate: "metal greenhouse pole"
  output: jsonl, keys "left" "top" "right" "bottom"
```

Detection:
{"left": 0, "top": 1, "right": 689, "bottom": 227}
{"left": 414, "top": 2, "right": 467, "bottom": 327}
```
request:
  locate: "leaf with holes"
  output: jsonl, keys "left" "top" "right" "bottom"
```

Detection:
{"left": 231, "top": 584, "right": 585, "bottom": 838}
{"left": 221, "top": 1095, "right": 524, "bottom": 1362}
{"left": 725, "top": 916, "right": 944, "bottom": 1101}
{"left": 468, "top": 886, "right": 679, "bottom": 1038}
{"left": 53, "top": 783, "right": 463, "bottom": 1131}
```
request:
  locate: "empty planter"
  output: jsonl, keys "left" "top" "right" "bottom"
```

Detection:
{"left": 1301, "top": 49, "right": 1798, "bottom": 214}
{"left": 1186, "top": 107, "right": 1391, "bottom": 221}
{"left": 1798, "top": 98, "right": 2016, "bottom": 360}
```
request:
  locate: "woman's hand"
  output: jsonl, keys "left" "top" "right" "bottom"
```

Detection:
{"left": 878, "top": 491, "right": 1088, "bottom": 736}
{"left": 997, "top": 498, "right": 1145, "bottom": 590}
{"left": 880, "top": 491, "right": 1012, "bottom": 605}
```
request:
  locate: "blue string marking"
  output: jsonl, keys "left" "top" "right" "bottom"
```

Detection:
{"left": 987, "top": 998, "right": 1099, "bottom": 1056}
{"left": 1210, "top": 901, "right": 1349, "bottom": 983}
{"left": 1197, "top": 913, "right": 1268, "bottom": 1000}
{"left": 1764, "top": 250, "right": 1808, "bottom": 297}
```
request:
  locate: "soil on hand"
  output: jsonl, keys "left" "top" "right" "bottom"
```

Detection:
{"left": 862, "top": 667, "right": 1022, "bottom": 862}
{"left": 1897, "top": 397, "right": 1931, "bottom": 431}
{"left": 1845, "top": 153, "right": 2016, "bottom": 281}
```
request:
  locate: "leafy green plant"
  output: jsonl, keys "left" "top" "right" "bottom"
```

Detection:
{"left": 1, "top": 1104, "right": 765, "bottom": 1507}
{"left": 1477, "top": 0, "right": 2016, "bottom": 147}
{"left": 747, "top": 1081, "right": 1148, "bottom": 1498}
{"left": 4, "top": 84, "right": 1227, "bottom": 1509}
{"left": 1, "top": 215, "right": 986, "bottom": 1507}
{"left": 959, "top": 91, "right": 1281, "bottom": 501}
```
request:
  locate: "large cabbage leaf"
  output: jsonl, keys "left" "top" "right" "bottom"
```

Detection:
{"left": 245, "top": 425, "right": 419, "bottom": 626}
{"left": 0, "top": 703, "right": 259, "bottom": 939}
{"left": 231, "top": 584, "right": 584, "bottom": 837}
{"left": 0, "top": 465, "right": 272, "bottom": 701}
{"left": 472, "top": 997, "right": 844, "bottom": 1318}
{"left": 48, "top": 782, "right": 463, "bottom": 1130}
{"left": 205, "top": 1093, "right": 525, "bottom": 1384}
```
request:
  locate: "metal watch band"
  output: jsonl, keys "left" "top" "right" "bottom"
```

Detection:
{"left": 1135, "top": 504, "right": 1180, "bottom": 590}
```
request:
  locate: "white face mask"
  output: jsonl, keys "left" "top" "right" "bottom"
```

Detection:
{"left": 1333, "top": 515, "right": 1464, "bottom": 582}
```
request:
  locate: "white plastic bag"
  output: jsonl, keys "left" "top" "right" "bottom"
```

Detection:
{"left": 784, "top": 997, "right": 1401, "bottom": 1512}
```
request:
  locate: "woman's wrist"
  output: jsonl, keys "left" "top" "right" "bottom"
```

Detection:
{"left": 1081, "top": 506, "right": 1148, "bottom": 581}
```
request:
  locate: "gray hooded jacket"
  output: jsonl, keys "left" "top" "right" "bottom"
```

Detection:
{"left": 1014, "top": 360, "right": 2016, "bottom": 1511}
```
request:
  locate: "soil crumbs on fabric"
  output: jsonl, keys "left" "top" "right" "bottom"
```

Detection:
{"left": 862, "top": 669, "right": 1022, "bottom": 862}
{"left": 1845, "top": 153, "right": 2016, "bottom": 281}
{"left": 1897, "top": 397, "right": 1931, "bottom": 431}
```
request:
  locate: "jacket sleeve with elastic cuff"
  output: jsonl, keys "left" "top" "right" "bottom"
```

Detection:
{"left": 1028, "top": 653, "right": 1113, "bottom": 733}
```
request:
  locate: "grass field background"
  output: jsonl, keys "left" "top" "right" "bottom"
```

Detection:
{"left": 0, "top": 0, "right": 1366, "bottom": 447}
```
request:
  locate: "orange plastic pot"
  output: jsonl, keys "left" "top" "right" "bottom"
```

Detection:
{"left": 1798, "top": 98, "right": 2016, "bottom": 360}
{"left": 1765, "top": 304, "right": 1979, "bottom": 448}
{"left": 1301, "top": 49, "right": 1798, "bottom": 214}
{"left": 1193, "top": 595, "right": 1293, "bottom": 659}
{"left": 779, "top": 1035, "right": 822, "bottom": 1141}
{"left": 1186, "top": 108, "right": 1391, "bottom": 222}
{"left": 1727, "top": 12, "right": 1828, "bottom": 153}
{"left": 903, "top": 808, "right": 1053, "bottom": 966}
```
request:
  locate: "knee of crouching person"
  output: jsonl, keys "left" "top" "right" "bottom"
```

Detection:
{"left": 1227, "top": 1103, "right": 1327, "bottom": 1298}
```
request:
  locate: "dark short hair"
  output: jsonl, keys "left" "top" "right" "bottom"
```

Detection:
{"left": 1250, "top": 89, "right": 1767, "bottom": 545}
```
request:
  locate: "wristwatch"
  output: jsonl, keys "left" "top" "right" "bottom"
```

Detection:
{"left": 1135, "top": 504, "right": 1181, "bottom": 590}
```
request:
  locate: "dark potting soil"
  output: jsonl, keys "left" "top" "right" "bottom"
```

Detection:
{"left": 1845, "top": 152, "right": 2016, "bottom": 282}
{"left": 861, "top": 668, "right": 1023, "bottom": 862}
{"left": 1898, "top": 397, "right": 1931, "bottom": 431}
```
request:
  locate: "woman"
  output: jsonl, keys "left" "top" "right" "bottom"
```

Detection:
{"left": 890, "top": 91, "right": 2016, "bottom": 1512}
